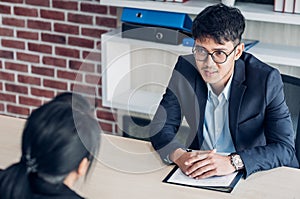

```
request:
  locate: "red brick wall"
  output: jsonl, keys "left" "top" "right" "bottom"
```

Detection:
{"left": 0, "top": 0, "right": 118, "bottom": 133}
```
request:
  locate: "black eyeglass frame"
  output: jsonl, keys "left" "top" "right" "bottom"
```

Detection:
{"left": 192, "top": 43, "right": 240, "bottom": 64}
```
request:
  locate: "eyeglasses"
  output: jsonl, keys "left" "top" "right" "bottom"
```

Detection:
{"left": 192, "top": 43, "right": 240, "bottom": 64}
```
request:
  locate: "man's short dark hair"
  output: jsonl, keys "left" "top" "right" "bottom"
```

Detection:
{"left": 192, "top": 3, "right": 245, "bottom": 45}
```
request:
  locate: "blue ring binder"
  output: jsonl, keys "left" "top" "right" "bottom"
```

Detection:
{"left": 121, "top": 7, "right": 193, "bottom": 33}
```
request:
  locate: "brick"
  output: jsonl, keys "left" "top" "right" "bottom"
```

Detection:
{"left": 0, "top": 71, "right": 14, "bottom": 81}
{"left": 0, "top": 103, "right": 4, "bottom": 112}
{"left": 68, "top": 13, "right": 92, "bottom": 25}
{"left": 7, "top": 104, "right": 30, "bottom": 115}
{"left": 5, "top": 83, "right": 28, "bottom": 94}
{"left": 98, "top": 86, "right": 102, "bottom": 97}
{"left": 18, "top": 75, "right": 41, "bottom": 85}
{"left": 96, "top": 41, "right": 101, "bottom": 49}
{"left": 44, "top": 79, "right": 67, "bottom": 90}
{"left": 28, "top": 20, "right": 51, "bottom": 31}
{"left": 0, "top": 5, "right": 11, "bottom": 14}
{"left": 0, "top": 28, "right": 13, "bottom": 37}
{"left": 57, "top": 70, "right": 82, "bottom": 81}
{"left": 5, "top": 62, "right": 28, "bottom": 72}
{"left": 96, "top": 17, "right": 116, "bottom": 28}
{"left": 99, "top": 121, "right": 113, "bottom": 132}
{"left": 82, "top": 28, "right": 106, "bottom": 38}
{"left": 68, "top": 37, "right": 94, "bottom": 48}
{"left": 69, "top": 60, "right": 95, "bottom": 72}
{"left": 41, "top": 9, "right": 64, "bottom": 20}
{"left": 94, "top": 98, "right": 102, "bottom": 109}
{"left": 42, "top": 56, "right": 66, "bottom": 68}
{"left": 55, "top": 47, "right": 79, "bottom": 58}
{"left": 42, "top": 33, "right": 66, "bottom": 44}
{"left": 25, "top": 0, "right": 50, "bottom": 7}
{"left": 0, "top": 93, "right": 16, "bottom": 102}
{"left": 17, "top": 30, "right": 38, "bottom": 40}
{"left": 28, "top": 43, "right": 52, "bottom": 54}
{"left": 32, "top": 65, "right": 54, "bottom": 77}
{"left": 97, "top": 110, "right": 116, "bottom": 121}
{"left": 2, "top": 17, "right": 25, "bottom": 27}
{"left": 82, "top": 51, "right": 101, "bottom": 62}
{"left": 0, "top": 50, "right": 14, "bottom": 59}
{"left": 54, "top": 23, "right": 79, "bottom": 35}
{"left": 2, "top": 39, "right": 25, "bottom": 50}
{"left": 80, "top": 3, "right": 107, "bottom": 14}
{"left": 71, "top": 83, "right": 96, "bottom": 95}
{"left": 19, "top": 96, "right": 42, "bottom": 106}
{"left": 53, "top": 0, "right": 78, "bottom": 10}
{"left": 96, "top": 64, "right": 101, "bottom": 73}
{"left": 17, "top": 52, "right": 39, "bottom": 63}
{"left": 109, "top": 6, "right": 117, "bottom": 16}
{"left": 1, "top": 0, "right": 23, "bottom": 3}
{"left": 85, "top": 74, "right": 100, "bottom": 84}
{"left": 14, "top": 7, "right": 38, "bottom": 17}
{"left": 31, "top": 87, "right": 54, "bottom": 98}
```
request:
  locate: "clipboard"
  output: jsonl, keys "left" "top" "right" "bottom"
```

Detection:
{"left": 163, "top": 166, "right": 243, "bottom": 193}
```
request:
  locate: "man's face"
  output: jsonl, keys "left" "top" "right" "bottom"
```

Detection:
{"left": 193, "top": 38, "right": 244, "bottom": 90}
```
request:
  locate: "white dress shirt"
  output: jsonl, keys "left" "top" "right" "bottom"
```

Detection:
{"left": 201, "top": 74, "right": 236, "bottom": 153}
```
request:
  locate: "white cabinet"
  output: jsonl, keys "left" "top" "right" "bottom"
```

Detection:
{"left": 101, "top": 29, "right": 189, "bottom": 115}
{"left": 101, "top": 0, "right": 300, "bottom": 25}
{"left": 100, "top": 0, "right": 300, "bottom": 115}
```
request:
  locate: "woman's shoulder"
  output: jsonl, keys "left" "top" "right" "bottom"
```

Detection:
{"left": 31, "top": 175, "right": 84, "bottom": 199}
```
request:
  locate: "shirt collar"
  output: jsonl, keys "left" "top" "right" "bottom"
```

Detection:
{"left": 207, "top": 71, "right": 234, "bottom": 101}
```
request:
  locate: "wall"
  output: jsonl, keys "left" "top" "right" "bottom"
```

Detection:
{"left": 0, "top": 0, "right": 118, "bottom": 133}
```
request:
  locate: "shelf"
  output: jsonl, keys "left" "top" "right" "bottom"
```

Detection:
{"left": 100, "top": 0, "right": 300, "bottom": 26}
{"left": 104, "top": 29, "right": 300, "bottom": 67}
{"left": 102, "top": 89, "right": 162, "bottom": 115}
{"left": 101, "top": 29, "right": 300, "bottom": 115}
{"left": 101, "top": 29, "right": 300, "bottom": 114}
{"left": 247, "top": 43, "right": 300, "bottom": 68}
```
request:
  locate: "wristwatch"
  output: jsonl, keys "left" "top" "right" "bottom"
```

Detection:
{"left": 230, "top": 153, "right": 244, "bottom": 171}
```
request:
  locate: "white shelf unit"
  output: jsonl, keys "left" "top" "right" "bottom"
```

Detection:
{"left": 101, "top": 29, "right": 190, "bottom": 115}
{"left": 100, "top": 1, "right": 300, "bottom": 115}
{"left": 100, "top": 0, "right": 300, "bottom": 25}
{"left": 101, "top": 29, "right": 300, "bottom": 115}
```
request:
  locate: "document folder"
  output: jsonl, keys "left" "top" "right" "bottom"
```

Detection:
{"left": 121, "top": 7, "right": 192, "bottom": 32}
{"left": 163, "top": 166, "right": 243, "bottom": 193}
{"left": 122, "top": 22, "right": 191, "bottom": 45}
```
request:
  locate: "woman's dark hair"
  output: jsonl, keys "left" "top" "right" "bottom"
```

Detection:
{"left": 0, "top": 98, "right": 100, "bottom": 198}
{"left": 192, "top": 3, "right": 245, "bottom": 45}
{"left": 52, "top": 92, "right": 95, "bottom": 114}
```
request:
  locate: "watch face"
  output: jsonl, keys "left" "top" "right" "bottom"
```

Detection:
{"left": 232, "top": 154, "right": 244, "bottom": 170}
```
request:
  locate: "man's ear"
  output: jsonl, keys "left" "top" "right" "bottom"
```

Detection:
{"left": 234, "top": 43, "right": 244, "bottom": 60}
{"left": 77, "top": 157, "right": 90, "bottom": 177}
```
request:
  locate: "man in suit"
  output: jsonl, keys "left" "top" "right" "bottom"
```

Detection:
{"left": 150, "top": 4, "right": 299, "bottom": 179}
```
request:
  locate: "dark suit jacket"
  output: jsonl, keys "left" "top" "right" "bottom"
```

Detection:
{"left": 150, "top": 52, "right": 299, "bottom": 178}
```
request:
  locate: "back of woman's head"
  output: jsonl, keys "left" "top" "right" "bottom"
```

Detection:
{"left": 52, "top": 92, "right": 95, "bottom": 115}
{"left": 0, "top": 101, "right": 100, "bottom": 199}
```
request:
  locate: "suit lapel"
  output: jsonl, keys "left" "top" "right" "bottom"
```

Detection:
{"left": 229, "top": 59, "right": 247, "bottom": 147}
{"left": 195, "top": 73, "right": 207, "bottom": 148}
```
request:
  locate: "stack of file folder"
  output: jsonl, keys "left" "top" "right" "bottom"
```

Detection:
{"left": 121, "top": 7, "right": 193, "bottom": 45}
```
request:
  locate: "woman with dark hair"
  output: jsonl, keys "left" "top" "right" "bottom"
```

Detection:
{"left": 52, "top": 92, "right": 96, "bottom": 115}
{"left": 0, "top": 97, "right": 101, "bottom": 198}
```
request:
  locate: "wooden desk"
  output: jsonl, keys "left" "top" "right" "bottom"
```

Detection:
{"left": 1, "top": 114, "right": 300, "bottom": 199}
